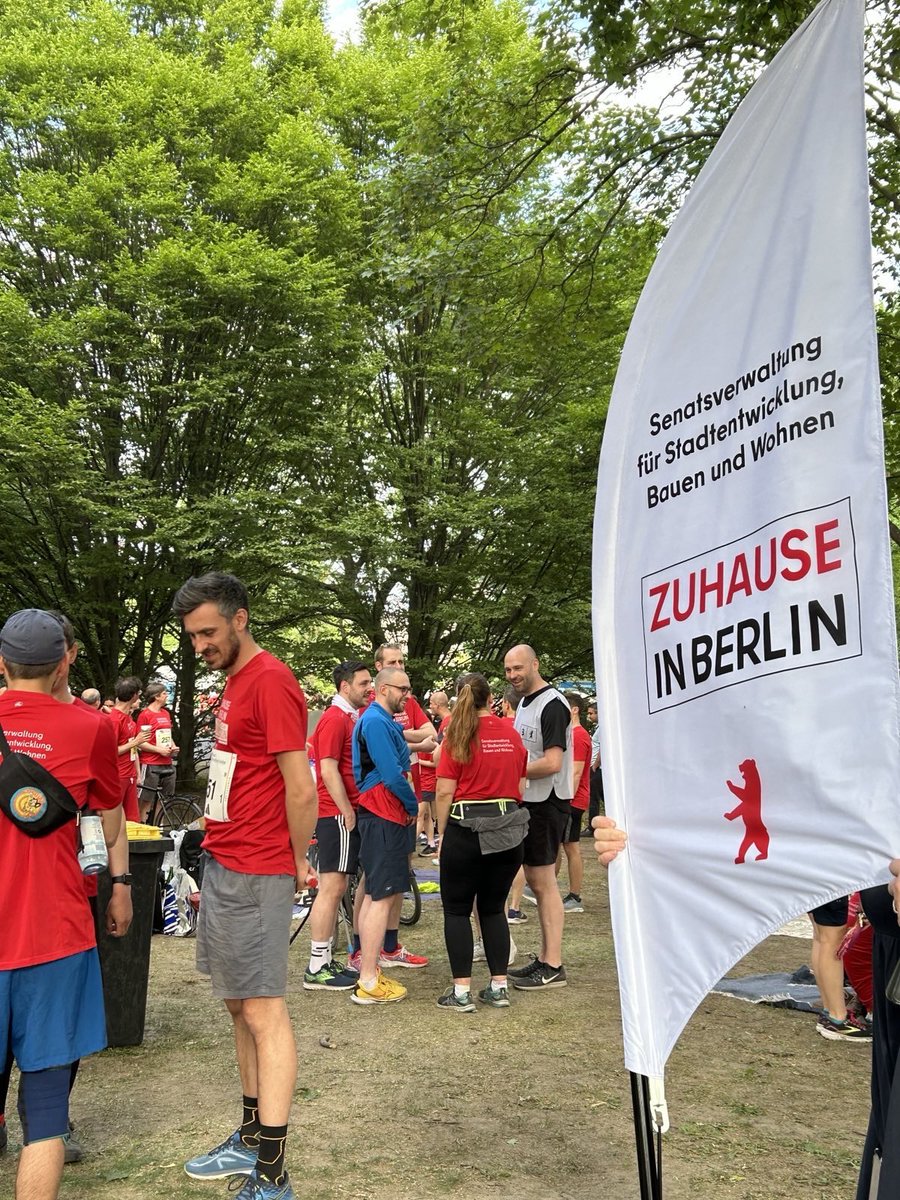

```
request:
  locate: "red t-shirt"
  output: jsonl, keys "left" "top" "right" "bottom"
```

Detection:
{"left": 0, "top": 690, "right": 120, "bottom": 969}
{"left": 572, "top": 724, "right": 592, "bottom": 811}
{"left": 436, "top": 714, "right": 527, "bottom": 801}
{"left": 203, "top": 651, "right": 308, "bottom": 874}
{"left": 107, "top": 707, "right": 139, "bottom": 781}
{"left": 137, "top": 706, "right": 174, "bottom": 767}
{"left": 310, "top": 702, "right": 359, "bottom": 816}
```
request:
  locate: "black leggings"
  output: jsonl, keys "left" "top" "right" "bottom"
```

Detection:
{"left": 440, "top": 822, "right": 524, "bottom": 978}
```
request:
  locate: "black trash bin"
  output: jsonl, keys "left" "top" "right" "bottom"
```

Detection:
{"left": 95, "top": 837, "right": 173, "bottom": 1047}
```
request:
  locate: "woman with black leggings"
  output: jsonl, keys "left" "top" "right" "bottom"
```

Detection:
{"left": 435, "top": 673, "right": 528, "bottom": 1011}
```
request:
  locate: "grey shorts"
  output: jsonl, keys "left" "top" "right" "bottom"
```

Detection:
{"left": 196, "top": 857, "right": 295, "bottom": 999}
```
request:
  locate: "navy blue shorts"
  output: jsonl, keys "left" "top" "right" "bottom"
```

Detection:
{"left": 0, "top": 949, "right": 107, "bottom": 1072}
{"left": 357, "top": 810, "right": 414, "bottom": 901}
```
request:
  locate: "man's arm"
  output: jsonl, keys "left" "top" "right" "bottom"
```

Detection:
{"left": 591, "top": 728, "right": 602, "bottom": 771}
{"left": 319, "top": 758, "right": 356, "bottom": 830}
{"left": 278, "top": 750, "right": 318, "bottom": 885}
{"left": 527, "top": 746, "right": 564, "bottom": 780}
{"left": 119, "top": 728, "right": 152, "bottom": 756}
{"left": 572, "top": 758, "right": 586, "bottom": 794}
{"left": 99, "top": 805, "right": 133, "bottom": 936}
{"left": 365, "top": 720, "right": 419, "bottom": 817}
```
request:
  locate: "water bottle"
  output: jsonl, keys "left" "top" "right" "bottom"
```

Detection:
{"left": 78, "top": 811, "right": 108, "bottom": 875}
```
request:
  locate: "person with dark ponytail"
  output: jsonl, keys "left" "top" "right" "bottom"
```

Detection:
{"left": 435, "top": 674, "right": 529, "bottom": 1010}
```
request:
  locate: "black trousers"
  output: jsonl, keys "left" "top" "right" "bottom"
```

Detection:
{"left": 439, "top": 822, "right": 524, "bottom": 978}
{"left": 587, "top": 768, "right": 604, "bottom": 827}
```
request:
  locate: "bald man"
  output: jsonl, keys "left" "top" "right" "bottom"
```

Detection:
{"left": 350, "top": 667, "right": 420, "bottom": 1004}
{"left": 503, "top": 645, "right": 573, "bottom": 989}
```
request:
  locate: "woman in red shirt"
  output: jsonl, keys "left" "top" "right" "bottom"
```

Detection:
{"left": 435, "top": 673, "right": 528, "bottom": 1011}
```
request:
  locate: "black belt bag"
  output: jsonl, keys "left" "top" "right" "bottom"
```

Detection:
{"left": 450, "top": 799, "right": 518, "bottom": 821}
{"left": 0, "top": 723, "right": 81, "bottom": 837}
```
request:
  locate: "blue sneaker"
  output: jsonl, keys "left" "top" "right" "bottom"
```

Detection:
{"left": 232, "top": 1173, "right": 296, "bottom": 1200}
{"left": 184, "top": 1130, "right": 257, "bottom": 1179}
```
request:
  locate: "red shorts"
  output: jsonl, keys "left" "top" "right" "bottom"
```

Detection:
{"left": 120, "top": 776, "right": 139, "bottom": 823}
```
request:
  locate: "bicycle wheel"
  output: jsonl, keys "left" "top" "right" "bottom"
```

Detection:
{"left": 399, "top": 869, "right": 422, "bottom": 926}
{"left": 157, "top": 794, "right": 203, "bottom": 833}
{"left": 334, "top": 868, "right": 360, "bottom": 953}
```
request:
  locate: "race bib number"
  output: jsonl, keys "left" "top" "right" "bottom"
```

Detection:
{"left": 205, "top": 748, "right": 238, "bottom": 822}
{"left": 157, "top": 727, "right": 173, "bottom": 749}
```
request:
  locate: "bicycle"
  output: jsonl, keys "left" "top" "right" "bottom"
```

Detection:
{"left": 139, "top": 781, "right": 204, "bottom": 832}
{"left": 291, "top": 852, "right": 422, "bottom": 953}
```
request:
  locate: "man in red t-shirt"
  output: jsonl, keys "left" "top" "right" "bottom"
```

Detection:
{"left": 136, "top": 681, "right": 178, "bottom": 821}
{"left": 0, "top": 609, "right": 127, "bottom": 1200}
{"left": 173, "top": 573, "right": 316, "bottom": 1200}
{"left": 303, "top": 660, "right": 372, "bottom": 991}
{"left": 557, "top": 693, "right": 592, "bottom": 913}
{"left": 108, "top": 677, "right": 151, "bottom": 823}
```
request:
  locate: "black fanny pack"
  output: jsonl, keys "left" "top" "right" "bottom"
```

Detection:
{"left": 0, "top": 722, "right": 81, "bottom": 837}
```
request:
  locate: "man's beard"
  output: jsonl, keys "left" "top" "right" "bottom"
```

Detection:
{"left": 206, "top": 629, "right": 240, "bottom": 671}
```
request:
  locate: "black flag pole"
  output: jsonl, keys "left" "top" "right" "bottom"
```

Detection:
{"left": 630, "top": 1072, "right": 663, "bottom": 1200}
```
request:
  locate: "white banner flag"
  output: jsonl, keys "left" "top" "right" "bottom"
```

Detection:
{"left": 593, "top": 0, "right": 900, "bottom": 1084}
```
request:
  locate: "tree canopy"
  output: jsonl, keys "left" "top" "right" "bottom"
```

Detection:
{"left": 1, "top": 0, "right": 898, "bottom": 767}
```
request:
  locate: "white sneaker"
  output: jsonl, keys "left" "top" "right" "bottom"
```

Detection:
{"left": 472, "top": 937, "right": 516, "bottom": 965}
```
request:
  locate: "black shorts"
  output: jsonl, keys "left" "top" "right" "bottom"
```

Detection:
{"left": 357, "top": 810, "right": 414, "bottom": 901}
{"left": 315, "top": 815, "right": 360, "bottom": 875}
{"left": 420, "top": 791, "right": 435, "bottom": 806}
{"left": 809, "top": 896, "right": 849, "bottom": 927}
{"left": 523, "top": 796, "right": 571, "bottom": 867}
{"left": 561, "top": 808, "right": 584, "bottom": 844}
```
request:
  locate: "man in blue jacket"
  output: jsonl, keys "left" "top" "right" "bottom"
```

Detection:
{"left": 350, "top": 668, "right": 419, "bottom": 1004}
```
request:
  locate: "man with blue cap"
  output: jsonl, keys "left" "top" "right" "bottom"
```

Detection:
{"left": 0, "top": 609, "right": 124, "bottom": 1200}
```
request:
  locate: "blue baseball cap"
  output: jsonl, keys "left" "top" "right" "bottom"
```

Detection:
{"left": 0, "top": 609, "right": 66, "bottom": 665}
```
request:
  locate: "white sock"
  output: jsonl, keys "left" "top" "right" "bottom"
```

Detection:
{"left": 454, "top": 983, "right": 470, "bottom": 998}
{"left": 308, "top": 939, "right": 332, "bottom": 974}
{"left": 490, "top": 978, "right": 507, "bottom": 991}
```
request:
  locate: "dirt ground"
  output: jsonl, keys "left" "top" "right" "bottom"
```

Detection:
{"left": 1, "top": 849, "right": 872, "bottom": 1200}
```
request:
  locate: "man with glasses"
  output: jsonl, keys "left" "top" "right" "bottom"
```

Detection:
{"left": 350, "top": 668, "right": 420, "bottom": 1004}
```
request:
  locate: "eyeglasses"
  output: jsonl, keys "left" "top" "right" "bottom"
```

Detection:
{"left": 384, "top": 684, "right": 411, "bottom": 695}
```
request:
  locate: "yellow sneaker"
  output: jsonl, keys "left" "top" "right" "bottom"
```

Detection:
{"left": 350, "top": 970, "right": 408, "bottom": 1005}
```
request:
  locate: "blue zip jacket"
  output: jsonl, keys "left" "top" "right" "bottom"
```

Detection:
{"left": 352, "top": 701, "right": 418, "bottom": 817}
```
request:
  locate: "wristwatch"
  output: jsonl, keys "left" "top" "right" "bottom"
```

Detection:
{"left": 110, "top": 874, "right": 133, "bottom": 886}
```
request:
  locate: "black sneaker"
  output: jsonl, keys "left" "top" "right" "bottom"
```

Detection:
{"left": 436, "top": 987, "right": 476, "bottom": 1013}
{"left": 63, "top": 1122, "right": 84, "bottom": 1164}
{"left": 512, "top": 961, "right": 567, "bottom": 990}
{"left": 508, "top": 955, "right": 544, "bottom": 980}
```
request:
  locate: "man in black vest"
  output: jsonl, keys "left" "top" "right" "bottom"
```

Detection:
{"left": 503, "top": 644, "right": 573, "bottom": 989}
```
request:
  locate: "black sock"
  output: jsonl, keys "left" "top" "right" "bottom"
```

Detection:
{"left": 256, "top": 1123, "right": 288, "bottom": 1185}
{"left": 240, "top": 1096, "right": 260, "bottom": 1148}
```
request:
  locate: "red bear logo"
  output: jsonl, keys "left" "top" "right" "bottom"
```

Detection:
{"left": 724, "top": 758, "right": 769, "bottom": 864}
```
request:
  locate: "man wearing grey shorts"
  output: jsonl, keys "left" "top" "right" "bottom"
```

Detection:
{"left": 173, "top": 573, "right": 317, "bottom": 1200}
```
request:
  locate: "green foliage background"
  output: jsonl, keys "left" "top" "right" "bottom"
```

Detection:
{"left": 0, "top": 0, "right": 897, "bottom": 758}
